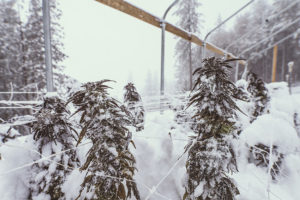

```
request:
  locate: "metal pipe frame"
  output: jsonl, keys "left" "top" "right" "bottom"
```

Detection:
{"left": 202, "top": 0, "right": 255, "bottom": 59}
{"left": 42, "top": 0, "right": 54, "bottom": 92}
{"left": 161, "top": 0, "right": 179, "bottom": 96}
{"left": 225, "top": 0, "right": 300, "bottom": 53}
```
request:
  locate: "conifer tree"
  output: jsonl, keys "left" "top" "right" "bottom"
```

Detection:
{"left": 174, "top": 0, "right": 203, "bottom": 91}
{"left": 68, "top": 80, "right": 140, "bottom": 200}
{"left": 28, "top": 96, "right": 79, "bottom": 200}
{"left": 246, "top": 72, "right": 270, "bottom": 123}
{"left": 184, "top": 57, "right": 242, "bottom": 200}
{"left": 21, "top": 0, "right": 66, "bottom": 91}
{"left": 124, "top": 83, "right": 144, "bottom": 131}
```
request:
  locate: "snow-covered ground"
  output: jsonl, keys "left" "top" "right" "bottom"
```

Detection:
{"left": 0, "top": 82, "right": 300, "bottom": 200}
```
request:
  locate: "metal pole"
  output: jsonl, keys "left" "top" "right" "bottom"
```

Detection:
{"left": 42, "top": 0, "right": 54, "bottom": 92}
{"left": 288, "top": 61, "right": 294, "bottom": 94}
{"left": 202, "top": 0, "right": 255, "bottom": 59}
{"left": 225, "top": 0, "right": 299, "bottom": 53}
{"left": 161, "top": 0, "right": 179, "bottom": 96}
{"left": 235, "top": 61, "right": 239, "bottom": 81}
{"left": 189, "top": 42, "right": 192, "bottom": 90}
{"left": 161, "top": 23, "right": 166, "bottom": 96}
{"left": 240, "top": 16, "right": 300, "bottom": 56}
{"left": 160, "top": 0, "right": 179, "bottom": 113}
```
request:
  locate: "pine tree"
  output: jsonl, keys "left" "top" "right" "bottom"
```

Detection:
{"left": 28, "top": 95, "right": 79, "bottom": 199}
{"left": 174, "top": 0, "right": 203, "bottom": 91}
{"left": 184, "top": 57, "right": 242, "bottom": 200}
{"left": 21, "top": 0, "right": 66, "bottom": 92}
{"left": 68, "top": 80, "right": 140, "bottom": 200}
{"left": 246, "top": 72, "right": 269, "bottom": 123}
{"left": 0, "top": 0, "right": 68, "bottom": 120}
{"left": 124, "top": 83, "right": 144, "bottom": 131}
{"left": 0, "top": 0, "right": 25, "bottom": 120}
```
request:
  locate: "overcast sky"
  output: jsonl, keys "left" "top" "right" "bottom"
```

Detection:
{"left": 60, "top": 0, "right": 256, "bottom": 96}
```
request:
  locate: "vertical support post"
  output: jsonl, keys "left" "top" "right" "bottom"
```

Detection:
{"left": 201, "top": 43, "right": 206, "bottom": 63}
{"left": 281, "top": 45, "right": 285, "bottom": 81}
{"left": 42, "top": 0, "right": 54, "bottom": 92}
{"left": 235, "top": 61, "right": 239, "bottom": 82}
{"left": 160, "top": 22, "right": 165, "bottom": 113}
{"left": 288, "top": 61, "right": 294, "bottom": 95}
{"left": 242, "top": 61, "right": 248, "bottom": 80}
{"left": 189, "top": 42, "right": 192, "bottom": 90}
{"left": 272, "top": 45, "right": 278, "bottom": 82}
{"left": 159, "top": 0, "right": 179, "bottom": 114}
{"left": 160, "top": 22, "right": 165, "bottom": 96}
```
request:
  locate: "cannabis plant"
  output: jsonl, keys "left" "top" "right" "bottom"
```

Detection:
{"left": 124, "top": 83, "right": 145, "bottom": 131}
{"left": 173, "top": 94, "right": 197, "bottom": 131}
{"left": 68, "top": 80, "right": 140, "bottom": 200}
{"left": 246, "top": 72, "right": 270, "bottom": 123}
{"left": 184, "top": 57, "right": 243, "bottom": 200}
{"left": 28, "top": 96, "right": 79, "bottom": 200}
{"left": 246, "top": 73, "right": 284, "bottom": 180}
{"left": 294, "top": 112, "right": 300, "bottom": 136}
{"left": 248, "top": 143, "right": 283, "bottom": 180}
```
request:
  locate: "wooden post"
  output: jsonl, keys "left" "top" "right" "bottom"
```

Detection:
{"left": 94, "top": 0, "right": 246, "bottom": 65}
{"left": 272, "top": 45, "right": 278, "bottom": 82}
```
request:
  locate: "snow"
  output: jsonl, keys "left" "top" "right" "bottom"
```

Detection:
{"left": 44, "top": 92, "right": 58, "bottom": 98}
{"left": 240, "top": 114, "right": 299, "bottom": 153}
{"left": 0, "top": 136, "right": 34, "bottom": 200}
{"left": 0, "top": 82, "right": 300, "bottom": 199}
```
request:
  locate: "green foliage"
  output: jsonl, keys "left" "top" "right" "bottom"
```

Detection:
{"left": 246, "top": 72, "right": 269, "bottom": 122}
{"left": 184, "top": 57, "right": 243, "bottom": 200}
{"left": 28, "top": 96, "right": 79, "bottom": 200}
{"left": 188, "top": 57, "right": 244, "bottom": 138}
{"left": 124, "top": 83, "right": 144, "bottom": 131}
{"left": 69, "top": 80, "right": 140, "bottom": 200}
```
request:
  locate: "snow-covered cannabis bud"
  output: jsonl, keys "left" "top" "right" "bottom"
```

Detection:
{"left": 246, "top": 72, "right": 270, "bottom": 123}
{"left": 28, "top": 96, "right": 79, "bottom": 200}
{"left": 124, "top": 82, "right": 145, "bottom": 131}
{"left": 233, "top": 79, "right": 250, "bottom": 103}
{"left": 68, "top": 80, "right": 140, "bottom": 200}
{"left": 184, "top": 57, "right": 243, "bottom": 200}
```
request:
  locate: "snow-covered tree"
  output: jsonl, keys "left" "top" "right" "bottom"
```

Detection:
{"left": 68, "top": 80, "right": 140, "bottom": 200}
{"left": 0, "top": 0, "right": 25, "bottom": 120}
{"left": 21, "top": 0, "right": 66, "bottom": 91}
{"left": 28, "top": 95, "right": 79, "bottom": 199}
{"left": 174, "top": 0, "right": 203, "bottom": 91}
{"left": 0, "top": 0, "right": 68, "bottom": 121}
{"left": 124, "top": 83, "right": 144, "bottom": 131}
{"left": 183, "top": 57, "right": 242, "bottom": 200}
{"left": 246, "top": 72, "right": 270, "bottom": 123}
